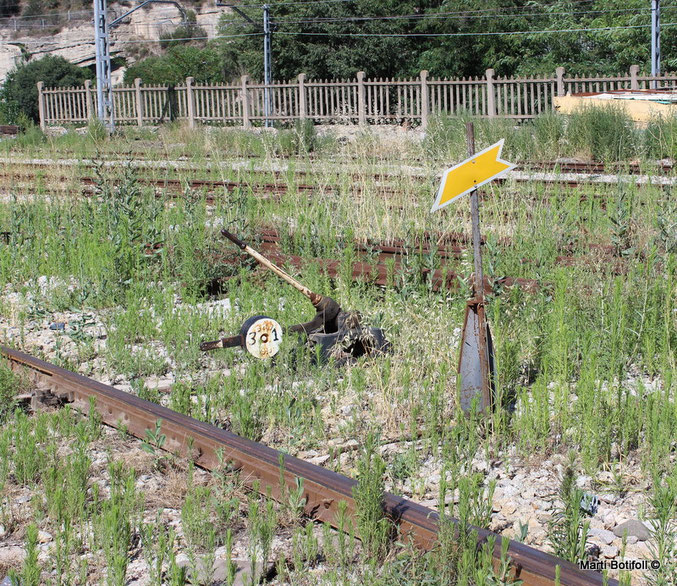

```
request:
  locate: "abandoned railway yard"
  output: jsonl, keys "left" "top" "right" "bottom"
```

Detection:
{"left": 0, "top": 116, "right": 674, "bottom": 586}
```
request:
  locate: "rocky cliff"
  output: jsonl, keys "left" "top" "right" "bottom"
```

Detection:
{"left": 0, "top": 2, "right": 230, "bottom": 84}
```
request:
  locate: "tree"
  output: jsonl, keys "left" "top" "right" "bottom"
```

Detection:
{"left": 0, "top": 55, "right": 91, "bottom": 124}
{"left": 123, "top": 44, "right": 238, "bottom": 85}
{"left": 213, "top": 0, "right": 677, "bottom": 80}
{"left": 217, "top": 0, "right": 440, "bottom": 80}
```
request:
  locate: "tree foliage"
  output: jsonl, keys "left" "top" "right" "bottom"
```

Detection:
{"left": 123, "top": 44, "right": 238, "bottom": 86}
{"left": 214, "top": 0, "right": 677, "bottom": 80}
{"left": 0, "top": 55, "right": 91, "bottom": 124}
{"left": 0, "top": 0, "right": 20, "bottom": 18}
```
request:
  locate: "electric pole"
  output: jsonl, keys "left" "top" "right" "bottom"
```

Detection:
{"left": 94, "top": 0, "right": 114, "bottom": 131}
{"left": 218, "top": 2, "right": 273, "bottom": 126}
{"left": 651, "top": 0, "right": 660, "bottom": 89}
{"left": 93, "top": 0, "right": 188, "bottom": 132}
{"left": 263, "top": 4, "right": 272, "bottom": 127}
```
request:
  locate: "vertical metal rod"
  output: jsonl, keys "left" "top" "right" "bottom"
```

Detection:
{"left": 263, "top": 4, "right": 272, "bottom": 128}
{"left": 465, "top": 121, "right": 483, "bottom": 300}
{"left": 93, "top": 0, "right": 115, "bottom": 131}
{"left": 651, "top": 0, "right": 661, "bottom": 89}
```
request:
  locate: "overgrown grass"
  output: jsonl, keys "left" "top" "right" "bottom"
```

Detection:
{"left": 0, "top": 121, "right": 675, "bottom": 582}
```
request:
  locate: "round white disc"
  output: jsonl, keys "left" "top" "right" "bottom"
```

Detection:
{"left": 244, "top": 318, "right": 283, "bottom": 359}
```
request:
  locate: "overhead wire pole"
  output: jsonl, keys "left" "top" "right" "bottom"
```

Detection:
{"left": 217, "top": 3, "right": 271, "bottom": 125}
{"left": 263, "top": 3, "right": 272, "bottom": 127}
{"left": 93, "top": 0, "right": 114, "bottom": 131}
{"left": 651, "top": 0, "right": 661, "bottom": 88}
{"left": 93, "top": 0, "right": 188, "bottom": 132}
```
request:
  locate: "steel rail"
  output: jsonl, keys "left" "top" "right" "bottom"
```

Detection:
{"left": 0, "top": 160, "right": 674, "bottom": 194}
{"left": 9, "top": 151, "right": 675, "bottom": 175}
{"left": 0, "top": 345, "right": 615, "bottom": 585}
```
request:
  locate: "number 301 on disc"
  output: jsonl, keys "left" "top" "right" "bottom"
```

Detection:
{"left": 241, "top": 315, "right": 283, "bottom": 359}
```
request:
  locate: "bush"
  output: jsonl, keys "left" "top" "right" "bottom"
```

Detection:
{"left": 123, "top": 45, "right": 235, "bottom": 86}
{"left": 13, "top": 124, "right": 46, "bottom": 149}
{"left": 0, "top": 55, "right": 91, "bottom": 124}
{"left": 0, "top": 0, "right": 20, "bottom": 17}
{"left": 159, "top": 10, "right": 207, "bottom": 50}
{"left": 277, "top": 120, "right": 319, "bottom": 155}
{"left": 644, "top": 115, "right": 677, "bottom": 160}
{"left": 531, "top": 112, "right": 566, "bottom": 159}
{"left": 422, "top": 113, "right": 467, "bottom": 160}
{"left": 565, "top": 105, "right": 638, "bottom": 162}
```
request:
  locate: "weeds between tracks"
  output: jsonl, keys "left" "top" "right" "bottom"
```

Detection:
{"left": 0, "top": 109, "right": 675, "bottom": 584}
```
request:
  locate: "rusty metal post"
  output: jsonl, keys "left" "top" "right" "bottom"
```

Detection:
{"left": 458, "top": 121, "right": 494, "bottom": 412}
{"left": 466, "top": 122, "right": 484, "bottom": 300}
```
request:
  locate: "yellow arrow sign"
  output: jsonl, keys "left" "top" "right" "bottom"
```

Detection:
{"left": 430, "top": 139, "right": 516, "bottom": 212}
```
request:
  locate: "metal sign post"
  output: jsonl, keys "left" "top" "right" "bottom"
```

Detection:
{"left": 430, "top": 123, "right": 512, "bottom": 412}
{"left": 456, "top": 122, "right": 497, "bottom": 413}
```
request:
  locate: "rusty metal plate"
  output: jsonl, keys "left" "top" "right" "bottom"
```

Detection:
{"left": 458, "top": 300, "right": 494, "bottom": 412}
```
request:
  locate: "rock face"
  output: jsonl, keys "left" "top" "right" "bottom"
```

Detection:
{"left": 0, "top": 3, "right": 230, "bottom": 83}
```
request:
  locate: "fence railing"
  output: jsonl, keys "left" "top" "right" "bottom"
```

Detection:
{"left": 37, "top": 65, "right": 677, "bottom": 130}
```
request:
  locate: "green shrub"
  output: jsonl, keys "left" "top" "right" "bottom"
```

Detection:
{"left": 0, "top": 0, "right": 19, "bottom": 17}
{"left": 13, "top": 124, "right": 46, "bottom": 149}
{"left": 123, "top": 45, "right": 234, "bottom": 86}
{"left": 277, "top": 119, "right": 319, "bottom": 155}
{"left": 644, "top": 115, "right": 677, "bottom": 160}
{"left": 0, "top": 364, "right": 20, "bottom": 425}
{"left": 0, "top": 56, "right": 91, "bottom": 124}
{"left": 352, "top": 433, "right": 392, "bottom": 560}
{"left": 159, "top": 10, "right": 207, "bottom": 50}
{"left": 547, "top": 453, "right": 591, "bottom": 562}
{"left": 531, "top": 112, "right": 566, "bottom": 159}
{"left": 565, "top": 105, "right": 638, "bottom": 162}
{"left": 422, "top": 113, "right": 467, "bottom": 160}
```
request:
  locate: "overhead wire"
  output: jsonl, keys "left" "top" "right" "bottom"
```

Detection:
{"left": 271, "top": 7, "right": 655, "bottom": 25}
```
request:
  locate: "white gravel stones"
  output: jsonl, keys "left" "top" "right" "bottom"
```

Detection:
{"left": 0, "top": 546, "right": 26, "bottom": 567}
{"left": 613, "top": 519, "right": 651, "bottom": 541}
{"left": 589, "top": 528, "right": 616, "bottom": 545}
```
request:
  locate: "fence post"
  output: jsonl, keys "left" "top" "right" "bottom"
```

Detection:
{"left": 420, "top": 70, "right": 429, "bottom": 128}
{"left": 134, "top": 78, "right": 143, "bottom": 127}
{"left": 297, "top": 73, "right": 306, "bottom": 121}
{"left": 36, "top": 81, "right": 46, "bottom": 130}
{"left": 629, "top": 65, "right": 639, "bottom": 90}
{"left": 241, "top": 74, "right": 250, "bottom": 128}
{"left": 556, "top": 66, "right": 566, "bottom": 96}
{"left": 84, "top": 79, "right": 93, "bottom": 120}
{"left": 357, "top": 71, "right": 366, "bottom": 126}
{"left": 485, "top": 68, "right": 496, "bottom": 117}
{"left": 186, "top": 76, "right": 195, "bottom": 128}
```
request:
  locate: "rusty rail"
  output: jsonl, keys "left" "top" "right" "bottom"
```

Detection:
{"left": 0, "top": 345, "right": 614, "bottom": 585}
{"left": 0, "top": 161, "right": 673, "bottom": 199}
{"left": 12, "top": 150, "right": 676, "bottom": 175}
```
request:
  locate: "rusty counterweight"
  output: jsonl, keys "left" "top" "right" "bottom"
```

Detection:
{"left": 1, "top": 345, "right": 614, "bottom": 586}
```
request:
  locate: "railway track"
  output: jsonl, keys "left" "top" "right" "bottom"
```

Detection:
{"left": 244, "top": 228, "right": 627, "bottom": 293}
{"left": 30, "top": 149, "right": 676, "bottom": 175}
{"left": 0, "top": 158, "right": 675, "bottom": 196}
{"left": 0, "top": 345, "right": 615, "bottom": 585}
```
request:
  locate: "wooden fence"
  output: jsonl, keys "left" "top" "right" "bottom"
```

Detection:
{"left": 37, "top": 66, "right": 677, "bottom": 130}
